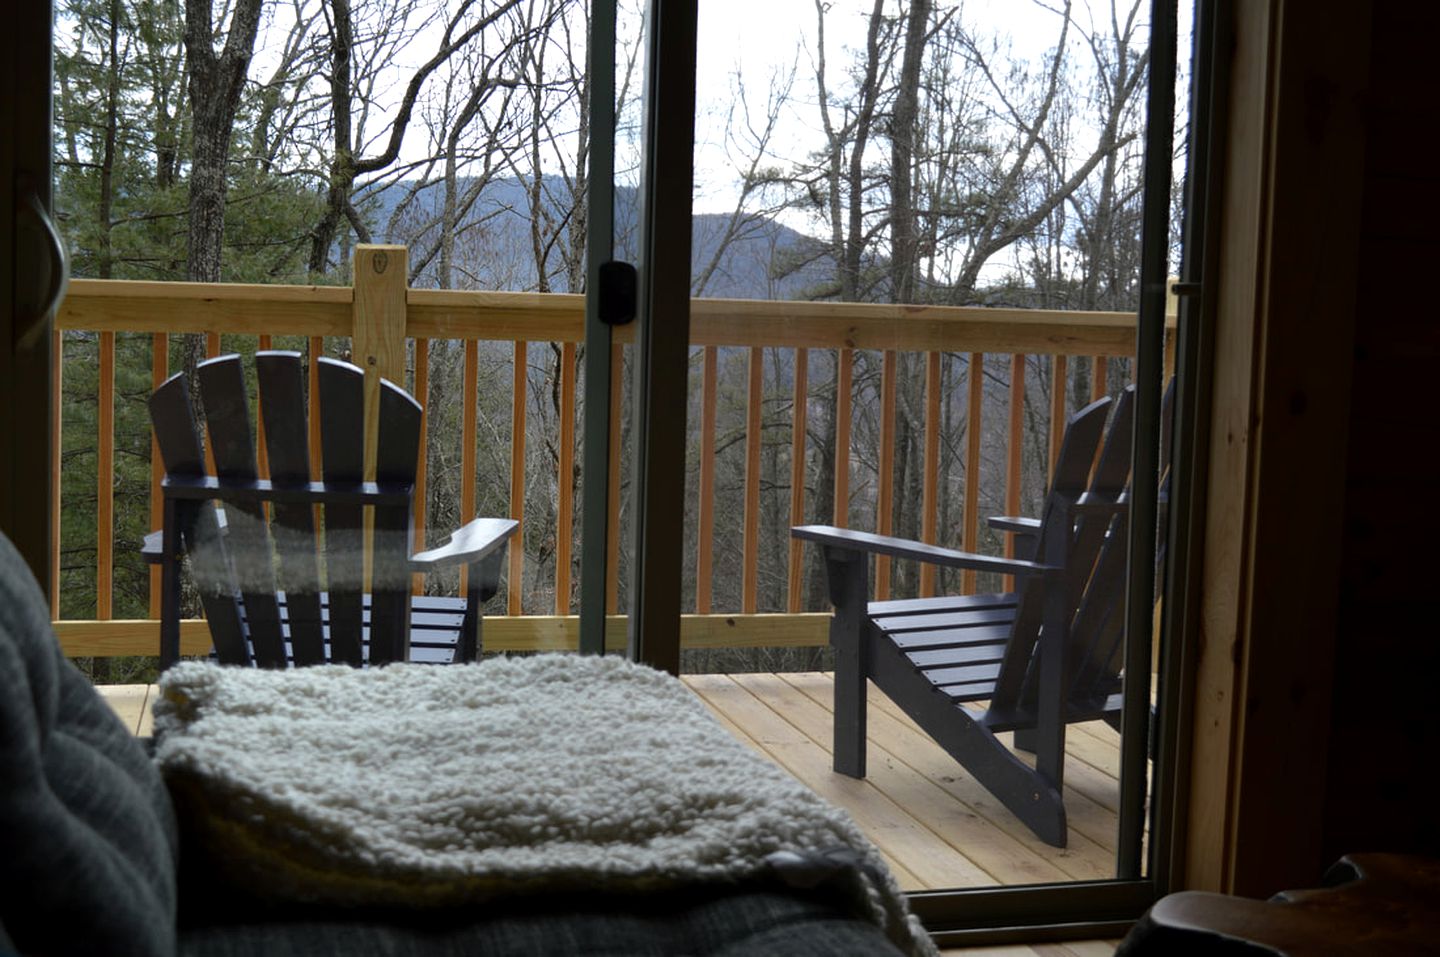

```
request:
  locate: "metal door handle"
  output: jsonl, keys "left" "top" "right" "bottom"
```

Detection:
{"left": 16, "top": 188, "right": 68, "bottom": 348}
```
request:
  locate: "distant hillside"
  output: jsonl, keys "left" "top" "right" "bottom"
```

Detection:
{"left": 359, "top": 176, "right": 835, "bottom": 300}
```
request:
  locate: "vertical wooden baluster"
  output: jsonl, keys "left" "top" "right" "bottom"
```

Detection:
{"left": 256, "top": 334, "right": 272, "bottom": 481}
{"left": 460, "top": 339, "right": 478, "bottom": 594}
{"left": 1165, "top": 278, "right": 1179, "bottom": 385}
{"left": 742, "top": 346, "right": 763, "bottom": 614}
{"left": 1090, "top": 355, "right": 1109, "bottom": 478}
{"left": 919, "top": 351, "right": 940, "bottom": 598}
{"left": 51, "top": 330, "right": 62, "bottom": 617}
{"left": 148, "top": 333, "right": 167, "bottom": 618}
{"left": 97, "top": 331, "right": 114, "bottom": 621}
{"left": 555, "top": 341, "right": 576, "bottom": 615}
{"left": 786, "top": 348, "right": 808, "bottom": 613}
{"left": 834, "top": 348, "right": 853, "bottom": 528}
{"left": 508, "top": 340, "right": 527, "bottom": 615}
{"left": 962, "top": 353, "right": 984, "bottom": 595}
{"left": 696, "top": 346, "right": 717, "bottom": 613}
{"left": 307, "top": 336, "right": 323, "bottom": 540}
{"left": 1048, "top": 354, "right": 1068, "bottom": 479}
{"left": 875, "top": 350, "right": 897, "bottom": 600}
{"left": 308, "top": 337, "right": 323, "bottom": 479}
{"left": 1005, "top": 354, "right": 1025, "bottom": 592}
{"left": 411, "top": 338, "right": 429, "bottom": 596}
{"left": 204, "top": 332, "right": 220, "bottom": 476}
{"left": 606, "top": 343, "right": 623, "bottom": 614}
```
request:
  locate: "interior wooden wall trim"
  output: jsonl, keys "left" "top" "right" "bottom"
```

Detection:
{"left": 1183, "top": 0, "right": 1372, "bottom": 897}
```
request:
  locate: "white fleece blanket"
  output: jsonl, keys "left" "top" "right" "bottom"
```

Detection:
{"left": 153, "top": 655, "right": 935, "bottom": 956}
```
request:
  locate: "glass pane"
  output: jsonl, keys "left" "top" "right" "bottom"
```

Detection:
{"left": 679, "top": 0, "right": 1184, "bottom": 892}
{"left": 50, "top": 0, "right": 616, "bottom": 671}
{"left": 581, "top": 0, "right": 647, "bottom": 651}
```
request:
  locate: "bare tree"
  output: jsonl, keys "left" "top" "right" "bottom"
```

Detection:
{"left": 691, "top": 65, "right": 795, "bottom": 298}
{"left": 307, "top": 0, "right": 526, "bottom": 276}
{"left": 184, "top": 0, "right": 264, "bottom": 282}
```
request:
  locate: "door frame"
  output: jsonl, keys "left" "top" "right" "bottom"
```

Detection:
{"left": 1, "top": 2, "right": 59, "bottom": 596}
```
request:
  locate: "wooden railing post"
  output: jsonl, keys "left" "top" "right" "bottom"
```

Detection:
{"left": 351, "top": 245, "right": 409, "bottom": 481}
{"left": 352, "top": 245, "right": 408, "bottom": 595}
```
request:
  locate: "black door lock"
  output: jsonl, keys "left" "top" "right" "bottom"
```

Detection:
{"left": 598, "top": 260, "right": 637, "bottom": 326}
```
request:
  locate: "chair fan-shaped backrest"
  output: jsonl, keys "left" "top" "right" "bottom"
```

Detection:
{"left": 148, "top": 352, "right": 422, "bottom": 667}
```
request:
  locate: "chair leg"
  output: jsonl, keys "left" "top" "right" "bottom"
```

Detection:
{"left": 826, "top": 549, "right": 869, "bottom": 778}
{"left": 1013, "top": 727, "right": 1038, "bottom": 754}
{"left": 458, "top": 550, "right": 504, "bottom": 663}
{"left": 833, "top": 633, "right": 867, "bottom": 778}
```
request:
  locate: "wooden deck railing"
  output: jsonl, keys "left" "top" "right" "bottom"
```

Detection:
{"left": 50, "top": 245, "right": 1172, "bottom": 659}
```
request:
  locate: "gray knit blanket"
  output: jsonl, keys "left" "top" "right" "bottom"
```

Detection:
{"left": 153, "top": 654, "right": 935, "bottom": 956}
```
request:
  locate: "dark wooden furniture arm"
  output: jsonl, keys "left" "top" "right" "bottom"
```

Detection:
{"left": 986, "top": 515, "right": 1041, "bottom": 535}
{"left": 141, "top": 509, "right": 228, "bottom": 565}
{"left": 141, "top": 529, "right": 164, "bottom": 565}
{"left": 791, "top": 524, "right": 1049, "bottom": 577}
{"left": 410, "top": 517, "right": 519, "bottom": 571}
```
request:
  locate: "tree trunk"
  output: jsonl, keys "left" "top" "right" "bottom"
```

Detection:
{"left": 182, "top": 0, "right": 263, "bottom": 429}
{"left": 183, "top": 0, "right": 264, "bottom": 283}
{"left": 97, "top": 0, "right": 121, "bottom": 280}
{"left": 310, "top": 0, "right": 354, "bottom": 276}
{"left": 889, "top": 0, "right": 929, "bottom": 305}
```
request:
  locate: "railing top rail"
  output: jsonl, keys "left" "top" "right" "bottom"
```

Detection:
{"left": 58, "top": 278, "right": 1168, "bottom": 356}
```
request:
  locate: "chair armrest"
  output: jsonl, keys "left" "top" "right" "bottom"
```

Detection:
{"left": 986, "top": 515, "right": 1041, "bottom": 535}
{"left": 142, "top": 508, "right": 229, "bottom": 564}
{"left": 791, "top": 525, "right": 1049, "bottom": 576}
{"left": 411, "top": 517, "right": 518, "bottom": 571}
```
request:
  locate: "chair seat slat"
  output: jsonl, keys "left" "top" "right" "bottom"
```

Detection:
{"left": 905, "top": 643, "right": 1010, "bottom": 669}
{"left": 866, "top": 592, "right": 1016, "bottom": 617}
{"left": 872, "top": 606, "right": 1018, "bottom": 634}
{"left": 885, "top": 623, "right": 1014, "bottom": 651}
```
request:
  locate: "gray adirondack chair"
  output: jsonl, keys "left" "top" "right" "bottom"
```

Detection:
{"left": 145, "top": 352, "right": 517, "bottom": 669}
{"left": 793, "top": 387, "right": 1136, "bottom": 847}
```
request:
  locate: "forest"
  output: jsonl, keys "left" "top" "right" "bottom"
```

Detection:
{"left": 52, "top": 0, "right": 1165, "bottom": 676}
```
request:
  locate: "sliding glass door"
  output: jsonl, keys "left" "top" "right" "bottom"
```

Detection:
{"left": 599, "top": 0, "right": 1222, "bottom": 942}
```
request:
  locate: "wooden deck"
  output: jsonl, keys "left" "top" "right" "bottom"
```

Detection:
{"left": 99, "top": 672, "right": 1125, "bottom": 891}
{"left": 681, "top": 673, "right": 1126, "bottom": 891}
{"left": 95, "top": 676, "right": 1122, "bottom": 954}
